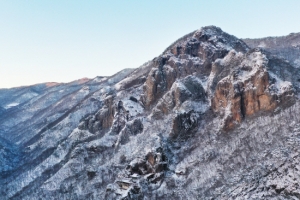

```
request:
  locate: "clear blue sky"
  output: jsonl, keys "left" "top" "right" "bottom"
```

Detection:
{"left": 1, "top": 0, "right": 300, "bottom": 88}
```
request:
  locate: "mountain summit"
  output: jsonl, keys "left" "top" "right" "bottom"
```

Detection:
{"left": 1, "top": 26, "right": 300, "bottom": 199}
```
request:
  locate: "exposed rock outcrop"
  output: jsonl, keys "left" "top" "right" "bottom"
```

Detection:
{"left": 151, "top": 75, "right": 207, "bottom": 119}
{"left": 78, "top": 95, "right": 115, "bottom": 133}
{"left": 105, "top": 149, "right": 167, "bottom": 200}
{"left": 171, "top": 110, "right": 199, "bottom": 139}
{"left": 143, "top": 26, "right": 249, "bottom": 109}
{"left": 116, "top": 118, "right": 144, "bottom": 146}
{"left": 210, "top": 49, "right": 295, "bottom": 130}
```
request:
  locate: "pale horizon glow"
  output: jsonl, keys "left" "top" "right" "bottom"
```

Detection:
{"left": 1, "top": 0, "right": 300, "bottom": 88}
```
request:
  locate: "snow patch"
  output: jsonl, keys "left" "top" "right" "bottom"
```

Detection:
{"left": 93, "top": 76, "right": 108, "bottom": 82}
{"left": 123, "top": 99, "right": 144, "bottom": 117}
{"left": 20, "top": 92, "right": 39, "bottom": 99}
{"left": 258, "top": 42, "right": 266, "bottom": 48}
{"left": 269, "top": 72, "right": 293, "bottom": 94}
{"left": 4, "top": 103, "right": 19, "bottom": 109}
{"left": 293, "top": 59, "right": 300, "bottom": 68}
{"left": 179, "top": 101, "right": 209, "bottom": 114}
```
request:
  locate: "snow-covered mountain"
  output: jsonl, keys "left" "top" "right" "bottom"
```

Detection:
{"left": 244, "top": 32, "right": 300, "bottom": 68}
{"left": 1, "top": 26, "right": 300, "bottom": 199}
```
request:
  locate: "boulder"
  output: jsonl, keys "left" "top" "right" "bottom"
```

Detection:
{"left": 171, "top": 110, "right": 199, "bottom": 138}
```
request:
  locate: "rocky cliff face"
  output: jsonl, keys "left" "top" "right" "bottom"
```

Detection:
{"left": 210, "top": 49, "right": 295, "bottom": 130}
{"left": 1, "top": 26, "right": 300, "bottom": 200}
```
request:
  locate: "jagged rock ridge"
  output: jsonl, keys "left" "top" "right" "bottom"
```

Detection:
{"left": 0, "top": 26, "right": 300, "bottom": 199}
